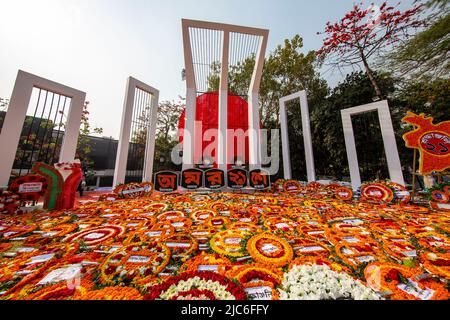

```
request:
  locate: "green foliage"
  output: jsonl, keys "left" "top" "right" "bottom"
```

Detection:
{"left": 381, "top": 0, "right": 450, "bottom": 81}
{"left": 310, "top": 71, "right": 395, "bottom": 180}
{"left": 392, "top": 78, "right": 450, "bottom": 123}
{"left": 76, "top": 102, "right": 104, "bottom": 172}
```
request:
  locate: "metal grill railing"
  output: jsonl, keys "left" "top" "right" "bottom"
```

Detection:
{"left": 125, "top": 87, "right": 153, "bottom": 183}
{"left": 352, "top": 110, "right": 389, "bottom": 182}
{"left": 11, "top": 87, "right": 70, "bottom": 180}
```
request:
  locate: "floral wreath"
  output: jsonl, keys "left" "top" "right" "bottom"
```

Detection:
{"left": 246, "top": 233, "right": 293, "bottom": 267}
{"left": 364, "top": 262, "right": 449, "bottom": 300}
{"left": 162, "top": 234, "right": 198, "bottom": 261}
{"left": 210, "top": 229, "right": 251, "bottom": 259}
{"left": 419, "top": 252, "right": 450, "bottom": 281}
{"left": 283, "top": 180, "right": 303, "bottom": 193}
{"left": 335, "top": 242, "right": 385, "bottom": 269}
{"left": 143, "top": 271, "right": 247, "bottom": 300}
{"left": 179, "top": 252, "right": 232, "bottom": 275}
{"left": 100, "top": 241, "right": 171, "bottom": 286}
{"left": 64, "top": 225, "right": 125, "bottom": 247}
{"left": 191, "top": 209, "right": 217, "bottom": 224}
{"left": 335, "top": 187, "right": 354, "bottom": 201}
{"left": 360, "top": 183, "right": 394, "bottom": 203}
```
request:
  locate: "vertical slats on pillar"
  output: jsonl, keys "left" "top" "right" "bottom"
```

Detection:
{"left": 113, "top": 77, "right": 159, "bottom": 187}
{"left": 181, "top": 20, "right": 269, "bottom": 171}
{"left": 218, "top": 31, "right": 229, "bottom": 172}
{"left": 0, "top": 70, "right": 85, "bottom": 188}
{"left": 341, "top": 100, "right": 405, "bottom": 190}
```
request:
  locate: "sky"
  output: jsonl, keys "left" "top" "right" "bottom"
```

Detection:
{"left": 0, "top": 0, "right": 418, "bottom": 139}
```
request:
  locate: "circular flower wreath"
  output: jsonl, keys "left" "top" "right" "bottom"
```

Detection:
{"left": 360, "top": 183, "right": 394, "bottom": 203}
{"left": 210, "top": 229, "right": 251, "bottom": 259}
{"left": 143, "top": 272, "right": 247, "bottom": 300}
{"left": 335, "top": 187, "right": 354, "bottom": 201}
{"left": 64, "top": 225, "right": 125, "bottom": 246}
{"left": 113, "top": 182, "right": 153, "bottom": 199}
{"left": 179, "top": 252, "right": 232, "bottom": 275}
{"left": 283, "top": 180, "right": 303, "bottom": 193}
{"left": 247, "top": 233, "right": 293, "bottom": 267}
{"left": 364, "top": 262, "right": 449, "bottom": 300}
{"left": 100, "top": 242, "right": 171, "bottom": 285}
{"left": 419, "top": 252, "right": 450, "bottom": 281}
{"left": 430, "top": 190, "right": 449, "bottom": 203}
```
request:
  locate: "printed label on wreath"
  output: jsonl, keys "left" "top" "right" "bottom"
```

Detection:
{"left": 146, "top": 231, "right": 162, "bottom": 237}
{"left": 308, "top": 231, "right": 324, "bottom": 235}
{"left": 437, "top": 203, "right": 450, "bottom": 209}
{"left": 171, "top": 222, "right": 185, "bottom": 228}
{"left": 17, "top": 247, "right": 37, "bottom": 253}
{"left": 342, "top": 236, "right": 360, "bottom": 243}
{"left": 18, "top": 182, "right": 43, "bottom": 193}
{"left": 261, "top": 243, "right": 280, "bottom": 254}
{"left": 192, "top": 231, "right": 209, "bottom": 236}
{"left": 397, "top": 280, "right": 435, "bottom": 300}
{"left": 84, "top": 232, "right": 105, "bottom": 240}
{"left": 37, "top": 265, "right": 81, "bottom": 286}
{"left": 107, "top": 246, "right": 121, "bottom": 253}
{"left": 224, "top": 237, "right": 242, "bottom": 245}
{"left": 343, "top": 219, "right": 364, "bottom": 225}
{"left": 402, "top": 250, "right": 417, "bottom": 257}
{"left": 197, "top": 265, "right": 219, "bottom": 273}
{"left": 121, "top": 187, "right": 148, "bottom": 195}
{"left": 165, "top": 242, "right": 191, "bottom": 248}
{"left": 27, "top": 253, "right": 54, "bottom": 265}
{"left": 245, "top": 286, "right": 273, "bottom": 300}
{"left": 356, "top": 255, "right": 375, "bottom": 263}
{"left": 127, "top": 256, "right": 151, "bottom": 263}
{"left": 297, "top": 246, "right": 326, "bottom": 253}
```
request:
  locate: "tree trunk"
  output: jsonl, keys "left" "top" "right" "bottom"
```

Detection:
{"left": 360, "top": 50, "right": 383, "bottom": 100}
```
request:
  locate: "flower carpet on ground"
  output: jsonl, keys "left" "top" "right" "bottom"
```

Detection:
{"left": 0, "top": 184, "right": 450, "bottom": 300}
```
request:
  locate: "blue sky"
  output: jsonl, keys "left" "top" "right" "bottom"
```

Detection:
{"left": 0, "top": 0, "right": 417, "bottom": 139}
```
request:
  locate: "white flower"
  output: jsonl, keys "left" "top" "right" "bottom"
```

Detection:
{"left": 278, "top": 265, "right": 383, "bottom": 301}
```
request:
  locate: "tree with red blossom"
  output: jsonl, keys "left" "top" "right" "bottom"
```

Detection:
{"left": 317, "top": 1, "right": 425, "bottom": 99}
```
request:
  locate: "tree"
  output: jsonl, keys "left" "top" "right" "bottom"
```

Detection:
{"left": 392, "top": 78, "right": 450, "bottom": 123}
{"left": 381, "top": 0, "right": 450, "bottom": 81}
{"left": 156, "top": 100, "right": 185, "bottom": 141}
{"left": 311, "top": 71, "right": 396, "bottom": 181}
{"left": 317, "top": 1, "right": 424, "bottom": 99}
{"left": 153, "top": 100, "right": 184, "bottom": 172}
{"left": 76, "top": 102, "right": 104, "bottom": 172}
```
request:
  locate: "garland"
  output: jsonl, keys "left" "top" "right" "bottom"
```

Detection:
{"left": 210, "top": 229, "right": 250, "bottom": 258}
{"left": 364, "top": 262, "right": 449, "bottom": 300}
{"left": 143, "top": 272, "right": 247, "bottom": 300}
{"left": 64, "top": 225, "right": 125, "bottom": 247}
{"left": 246, "top": 233, "right": 293, "bottom": 267}
{"left": 100, "top": 242, "right": 171, "bottom": 286}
